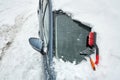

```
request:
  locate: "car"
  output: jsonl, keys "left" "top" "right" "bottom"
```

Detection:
{"left": 29, "top": 0, "right": 99, "bottom": 80}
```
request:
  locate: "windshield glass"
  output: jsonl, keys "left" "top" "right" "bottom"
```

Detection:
{"left": 54, "top": 11, "right": 91, "bottom": 63}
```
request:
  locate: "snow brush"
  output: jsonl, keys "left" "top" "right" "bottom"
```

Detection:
{"left": 88, "top": 32, "right": 99, "bottom": 65}
{"left": 80, "top": 32, "right": 99, "bottom": 71}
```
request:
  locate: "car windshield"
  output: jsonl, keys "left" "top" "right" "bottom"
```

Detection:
{"left": 54, "top": 11, "right": 91, "bottom": 63}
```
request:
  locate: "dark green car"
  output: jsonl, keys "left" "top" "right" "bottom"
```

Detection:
{"left": 29, "top": 0, "right": 98, "bottom": 80}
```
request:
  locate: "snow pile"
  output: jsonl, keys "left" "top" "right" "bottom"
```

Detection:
{"left": 53, "top": 0, "right": 120, "bottom": 80}
{"left": 0, "top": 0, "right": 120, "bottom": 80}
{"left": 0, "top": 0, "right": 45, "bottom": 80}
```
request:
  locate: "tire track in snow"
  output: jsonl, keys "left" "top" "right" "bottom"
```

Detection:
{"left": 0, "top": 12, "right": 33, "bottom": 60}
{"left": 0, "top": 11, "right": 44, "bottom": 80}
{"left": 0, "top": 42, "right": 12, "bottom": 60}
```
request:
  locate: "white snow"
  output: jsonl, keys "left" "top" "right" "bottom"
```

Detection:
{"left": 0, "top": 0, "right": 45, "bottom": 80}
{"left": 0, "top": 0, "right": 120, "bottom": 80}
{"left": 53, "top": 0, "right": 120, "bottom": 80}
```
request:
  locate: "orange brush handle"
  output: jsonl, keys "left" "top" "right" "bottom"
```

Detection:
{"left": 90, "top": 57, "right": 96, "bottom": 71}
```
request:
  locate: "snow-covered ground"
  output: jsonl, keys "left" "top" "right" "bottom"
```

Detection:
{"left": 0, "top": 0, "right": 45, "bottom": 80}
{"left": 53, "top": 0, "right": 120, "bottom": 80}
{"left": 0, "top": 0, "right": 120, "bottom": 80}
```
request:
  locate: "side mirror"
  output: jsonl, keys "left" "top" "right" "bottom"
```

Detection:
{"left": 29, "top": 37, "right": 43, "bottom": 52}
